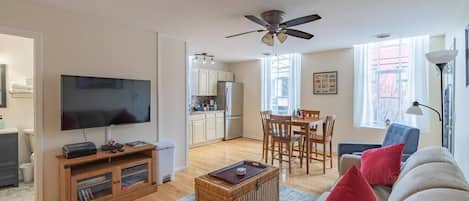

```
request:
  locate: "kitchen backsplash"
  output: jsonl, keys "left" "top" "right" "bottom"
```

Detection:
{"left": 191, "top": 96, "right": 218, "bottom": 110}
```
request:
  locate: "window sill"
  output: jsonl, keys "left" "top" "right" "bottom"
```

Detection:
{"left": 357, "top": 124, "right": 387, "bottom": 130}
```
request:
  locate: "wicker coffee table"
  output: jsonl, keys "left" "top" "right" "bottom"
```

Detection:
{"left": 194, "top": 161, "right": 279, "bottom": 201}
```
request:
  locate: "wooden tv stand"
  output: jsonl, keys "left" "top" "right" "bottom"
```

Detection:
{"left": 57, "top": 144, "right": 158, "bottom": 201}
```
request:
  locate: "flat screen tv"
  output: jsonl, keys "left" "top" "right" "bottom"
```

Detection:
{"left": 61, "top": 75, "right": 151, "bottom": 130}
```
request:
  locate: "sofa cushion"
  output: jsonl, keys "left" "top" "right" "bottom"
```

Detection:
{"left": 388, "top": 162, "right": 469, "bottom": 201}
{"left": 326, "top": 166, "right": 378, "bottom": 201}
{"left": 403, "top": 188, "right": 469, "bottom": 201}
{"left": 372, "top": 185, "right": 392, "bottom": 201}
{"left": 339, "top": 154, "right": 361, "bottom": 176}
{"left": 399, "top": 146, "right": 455, "bottom": 182}
{"left": 360, "top": 144, "right": 404, "bottom": 185}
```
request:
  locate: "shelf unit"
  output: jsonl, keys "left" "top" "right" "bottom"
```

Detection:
{"left": 58, "top": 144, "right": 157, "bottom": 201}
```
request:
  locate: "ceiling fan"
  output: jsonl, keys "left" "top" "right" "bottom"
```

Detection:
{"left": 226, "top": 10, "right": 321, "bottom": 46}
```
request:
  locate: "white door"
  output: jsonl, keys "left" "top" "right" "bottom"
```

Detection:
{"left": 217, "top": 71, "right": 225, "bottom": 81}
{"left": 198, "top": 69, "right": 209, "bottom": 96}
{"left": 192, "top": 119, "right": 206, "bottom": 144}
{"left": 205, "top": 113, "right": 216, "bottom": 140}
{"left": 216, "top": 112, "right": 225, "bottom": 139}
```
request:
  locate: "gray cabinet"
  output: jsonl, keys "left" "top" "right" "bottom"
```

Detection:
{"left": 0, "top": 132, "right": 18, "bottom": 187}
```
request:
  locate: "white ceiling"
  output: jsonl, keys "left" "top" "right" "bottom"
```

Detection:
{"left": 32, "top": 0, "right": 468, "bottom": 62}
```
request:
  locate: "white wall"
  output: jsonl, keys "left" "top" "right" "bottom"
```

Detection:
{"left": 0, "top": 1, "right": 158, "bottom": 200}
{"left": 449, "top": 17, "right": 469, "bottom": 178}
{"left": 226, "top": 60, "right": 262, "bottom": 140}
{"left": 158, "top": 34, "right": 188, "bottom": 170}
{"left": 0, "top": 33, "right": 34, "bottom": 165}
{"left": 300, "top": 49, "right": 386, "bottom": 148}
{"left": 228, "top": 37, "right": 443, "bottom": 150}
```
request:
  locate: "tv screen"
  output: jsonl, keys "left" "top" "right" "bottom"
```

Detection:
{"left": 61, "top": 75, "right": 151, "bottom": 130}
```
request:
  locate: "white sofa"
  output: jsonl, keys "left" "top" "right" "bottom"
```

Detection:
{"left": 316, "top": 146, "right": 469, "bottom": 201}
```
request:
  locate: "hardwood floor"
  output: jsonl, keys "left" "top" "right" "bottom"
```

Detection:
{"left": 137, "top": 138, "right": 339, "bottom": 201}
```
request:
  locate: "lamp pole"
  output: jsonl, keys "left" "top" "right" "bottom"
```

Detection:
{"left": 436, "top": 63, "right": 446, "bottom": 148}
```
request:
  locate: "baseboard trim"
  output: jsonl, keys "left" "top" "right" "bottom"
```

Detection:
{"left": 175, "top": 165, "right": 187, "bottom": 172}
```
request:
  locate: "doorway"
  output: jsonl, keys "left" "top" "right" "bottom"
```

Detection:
{"left": 0, "top": 27, "right": 44, "bottom": 201}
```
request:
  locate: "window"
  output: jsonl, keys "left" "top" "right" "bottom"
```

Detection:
{"left": 354, "top": 36, "right": 429, "bottom": 128}
{"left": 369, "top": 39, "right": 410, "bottom": 126}
{"left": 271, "top": 55, "right": 292, "bottom": 114}
{"left": 261, "top": 54, "right": 301, "bottom": 115}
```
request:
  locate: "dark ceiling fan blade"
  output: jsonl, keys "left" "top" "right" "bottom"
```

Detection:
{"left": 245, "top": 15, "right": 270, "bottom": 27}
{"left": 225, "top": 30, "right": 266, "bottom": 38}
{"left": 285, "top": 29, "right": 314, "bottom": 39}
{"left": 281, "top": 14, "right": 321, "bottom": 27}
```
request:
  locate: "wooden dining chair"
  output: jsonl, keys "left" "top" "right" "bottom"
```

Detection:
{"left": 309, "top": 115, "right": 336, "bottom": 174}
{"left": 294, "top": 110, "right": 320, "bottom": 159}
{"left": 260, "top": 111, "right": 272, "bottom": 163}
{"left": 268, "top": 115, "right": 300, "bottom": 174}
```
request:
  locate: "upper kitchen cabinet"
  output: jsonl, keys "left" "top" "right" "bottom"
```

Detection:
{"left": 192, "top": 68, "right": 234, "bottom": 96}
{"left": 218, "top": 71, "right": 234, "bottom": 82}
{"left": 198, "top": 69, "right": 209, "bottom": 96}
{"left": 191, "top": 68, "right": 199, "bottom": 96}
{"left": 208, "top": 71, "right": 218, "bottom": 95}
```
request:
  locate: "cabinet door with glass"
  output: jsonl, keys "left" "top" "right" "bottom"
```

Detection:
{"left": 117, "top": 159, "right": 152, "bottom": 194}
{"left": 71, "top": 168, "right": 114, "bottom": 201}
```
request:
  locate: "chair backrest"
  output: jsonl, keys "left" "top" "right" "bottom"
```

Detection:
{"left": 268, "top": 115, "right": 292, "bottom": 139}
{"left": 324, "top": 115, "right": 336, "bottom": 138}
{"left": 301, "top": 109, "right": 320, "bottom": 119}
{"left": 260, "top": 111, "right": 272, "bottom": 135}
{"left": 383, "top": 123, "right": 420, "bottom": 155}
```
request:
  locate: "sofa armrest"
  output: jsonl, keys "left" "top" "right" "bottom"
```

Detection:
{"left": 339, "top": 154, "right": 362, "bottom": 176}
{"left": 337, "top": 142, "right": 382, "bottom": 158}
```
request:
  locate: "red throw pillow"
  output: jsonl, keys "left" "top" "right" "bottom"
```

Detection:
{"left": 326, "top": 166, "right": 378, "bottom": 201}
{"left": 360, "top": 144, "right": 405, "bottom": 185}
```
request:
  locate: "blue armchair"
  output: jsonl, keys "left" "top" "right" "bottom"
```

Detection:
{"left": 338, "top": 123, "right": 420, "bottom": 161}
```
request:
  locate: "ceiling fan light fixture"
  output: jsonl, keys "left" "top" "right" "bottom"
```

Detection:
{"left": 262, "top": 33, "right": 274, "bottom": 46}
{"left": 277, "top": 32, "right": 288, "bottom": 43}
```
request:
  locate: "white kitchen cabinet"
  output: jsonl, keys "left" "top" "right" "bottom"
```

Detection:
{"left": 205, "top": 113, "right": 217, "bottom": 140}
{"left": 191, "top": 68, "right": 199, "bottom": 96}
{"left": 192, "top": 69, "right": 233, "bottom": 96}
{"left": 215, "top": 112, "right": 225, "bottom": 139}
{"left": 208, "top": 70, "right": 218, "bottom": 96}
{"left": 224, "top": 72, "right": 234, "bottom": 82}
{"left": 198, "top": 69, "right": 209, "bottom": 96}
{"left": 217, "top": 71, "right": 234, "bottom": 82}
{"left": 191, "top": 114, "right": 206, "bottom": 144}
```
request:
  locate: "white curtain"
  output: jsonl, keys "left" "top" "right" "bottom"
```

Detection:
{"left": 261, "top": 57, "right": 272, "bottom": 111}
{"left": 407, "top": 35, "right": 430, "bottom": 131}
{"left": 353, "top": 44, "right": 373, "bottom": 127}
{"left": 353, "top": 36, "right": 429, "bottom": 129}
{"left": 289, "top": 53, "right": 302, "bottom": 114}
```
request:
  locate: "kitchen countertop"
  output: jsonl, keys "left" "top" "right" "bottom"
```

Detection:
{"left": 0, "top": 128, "right": 18, "bottom": 135}
{"left": 191, "top": 110, "right": 224, "bottom": 115}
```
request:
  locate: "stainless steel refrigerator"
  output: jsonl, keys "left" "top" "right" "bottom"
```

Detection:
{"left": 217, "top": 82, "right": 243, "bottom": 140}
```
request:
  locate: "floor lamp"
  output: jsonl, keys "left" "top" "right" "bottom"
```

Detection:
{"left": 406, "top": 49, "right": 458, "bottom": 148}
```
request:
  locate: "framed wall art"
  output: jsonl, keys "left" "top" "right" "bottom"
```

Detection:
{"left": 313, "top": 71, "right": 337, "bottom": 95}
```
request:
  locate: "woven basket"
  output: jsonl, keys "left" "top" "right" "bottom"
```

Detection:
{"left": 195, "top": 167, "right": 279, "bottom": 201}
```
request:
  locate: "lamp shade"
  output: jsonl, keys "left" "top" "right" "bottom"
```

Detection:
{"left": 406, "top": 105, "right": 423, "bottom": 115}
{"left": 262, "top": 33, "right": 274, "bottom": 46}
{"left": 425, "top": 50, "right": 458, "bottom": 65}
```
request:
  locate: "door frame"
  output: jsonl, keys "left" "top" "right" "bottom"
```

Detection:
{"left": 0, "top": 26, "right": 44, "bottom": 201}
